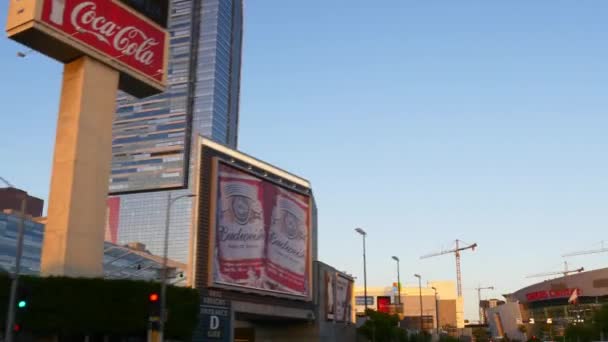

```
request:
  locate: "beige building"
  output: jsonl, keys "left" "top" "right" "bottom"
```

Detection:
{"left": 354, "top": 281, "right": 465, "bottom": 330}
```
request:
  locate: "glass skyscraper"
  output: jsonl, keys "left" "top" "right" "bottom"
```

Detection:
{"left": 107, "top": 0, "right": 244, "bottom": 266}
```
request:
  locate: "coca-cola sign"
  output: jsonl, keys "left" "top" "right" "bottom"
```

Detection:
{"left": 40, "top": 0, "right": 166, "bottom": 82}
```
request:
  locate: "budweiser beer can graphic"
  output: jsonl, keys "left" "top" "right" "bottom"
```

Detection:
{"left": 266, "top": 189, "right": 309, "bottom": 294}
{"left": 214, "top": 165, "right": 266, "bottom": 287}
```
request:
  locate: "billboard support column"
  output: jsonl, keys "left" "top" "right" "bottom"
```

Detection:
{"left": 40, "top": 56, "right": 119, "bottom": 277}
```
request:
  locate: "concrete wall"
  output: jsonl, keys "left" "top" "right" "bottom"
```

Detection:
{"left": 487, "top": 302, "right": 526, "bottom": 341}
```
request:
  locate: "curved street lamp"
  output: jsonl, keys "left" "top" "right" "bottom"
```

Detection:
{"left": 355, "top": 227, "right": 368, "bottom": 314}
{"left": 415, "top": 273, "right": 423, "bottom": 332}
{"left": 160, "top": 192, "right": 196, "bottom": 341}
{"left": 1, "top": 177, "right": 28, "bottom": 342}
{"left": 391, "top": 256, "right": 401, "bottom": 307}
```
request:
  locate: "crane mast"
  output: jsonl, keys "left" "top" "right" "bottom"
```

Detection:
{"left": 421, "top": 239, "right": 477, "bottom": 297}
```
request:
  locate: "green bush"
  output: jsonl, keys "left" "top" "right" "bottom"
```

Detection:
{"left": 357, "top": 309, "right": 407, "bottom": 342}
{"left": 0, "top": 275, "right": 199, "bottom": 340}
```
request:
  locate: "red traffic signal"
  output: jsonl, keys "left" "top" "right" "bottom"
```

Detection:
{"left": 13, "top": 323, "right": 21, "bottom": 332}
{"left": 149, "top": 293, "right": 159, "bottom": 302}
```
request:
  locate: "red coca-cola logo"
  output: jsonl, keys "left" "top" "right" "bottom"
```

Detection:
{"left": 41, "top": 0, "right": 165, "bottom": 82}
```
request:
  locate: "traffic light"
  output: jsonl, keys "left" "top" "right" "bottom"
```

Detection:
{"left": 148, "top": 292, "right": 161, "bottom": 316}
{"left": 148, "top": 292, "right": 161, "bottom": 331}
{"left": 14, "top": 284, "right": 30, "bottom": 334}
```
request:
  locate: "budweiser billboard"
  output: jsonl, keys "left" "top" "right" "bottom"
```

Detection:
{"left": 325, "top": 271, "right": 354, "bottom": 322}
{"left": 6, "top": 0, "right": 168, "bottom": 97}
{"left": 211, "top": 161, "right": 312, "bottom": 299}
{"left": 335, "top": 274, "right": 353, "bottom": 322}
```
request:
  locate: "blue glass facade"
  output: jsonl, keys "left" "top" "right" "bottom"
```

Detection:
{"left": 110, "top": 0, "right": 243, "bottom": 193}
{"left": 0, "top": 213, "right": 44, "bottom": 275}
{"left": 0, "top": 212, "right": 185, "bottom": 282}
{"left": 108, "top": 0, "right": 244, "bottom": 270}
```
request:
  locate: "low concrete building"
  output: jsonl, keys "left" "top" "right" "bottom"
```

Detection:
{"left": 231, "top": 261, "right": 357, "bottom": 342}
{"left": 354, "top": 281, "right": 464, "bottom": 331}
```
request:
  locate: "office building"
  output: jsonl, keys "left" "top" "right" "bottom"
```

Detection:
{"left": 0, "top": 187, "right": 44, "bottom": 217}
{"left": 108, "top": 0, "right": 244, "bottom": 266}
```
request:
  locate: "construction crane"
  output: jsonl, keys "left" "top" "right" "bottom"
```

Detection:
{"left": 526, "top": 261, "right": 584, "bottom": 279}
{"left": 420, "top": 239, "right": 477, "bottom": 297}
{"left": 476, "top": 285, "right": 494, "bottom": 324}
{"left": 562, "top": 241, "right": 608, "bottom": 258}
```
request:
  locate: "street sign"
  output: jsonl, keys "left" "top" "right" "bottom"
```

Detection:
{"left": 355, "top": 296, "right": 374, "bottom": 306}
{"left": 198, "top": 295, "right": 231, "bottom": 341}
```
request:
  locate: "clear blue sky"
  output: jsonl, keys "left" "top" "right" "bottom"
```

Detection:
{"left": 1, "top": 1, "right": 608, "bottom": 320}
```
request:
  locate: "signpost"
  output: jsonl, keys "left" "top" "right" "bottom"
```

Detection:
{"left": 198, "top": 294, "right": 232, "bottom": 342}
{"left": 5, "top": 0, "right": 168, "bottom": 277}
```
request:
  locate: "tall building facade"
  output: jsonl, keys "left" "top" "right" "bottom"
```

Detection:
{"left": 108, "top": 0, "right": 244, "bottom": 266}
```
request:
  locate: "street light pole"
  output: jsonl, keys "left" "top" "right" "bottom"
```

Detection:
{"left": 1, "top": 177, "right": 28, "bottom": 342}
{"left": 415, "top": 274, "right": 423, "bottom": 332}
{"left": 355, "top": 228, "right": 368, "bottom": 314}
{"left": 160, "top": 192, "right": 195, "bottom": 341}
{"left": 432, "top": 287, "right": 439, "bottom": 336}
{"left": 391, "top": 256, "right": 401, "bottom": 307}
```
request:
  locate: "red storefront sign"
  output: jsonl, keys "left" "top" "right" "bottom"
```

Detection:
{"left": 377, "top": 296, "right": 391, "bottom": 313}
{"left": 40, "top": 0, "right": 166, "bottom": 82}
{"left": 526, "top": 288, "right": 580, "bottom": 302}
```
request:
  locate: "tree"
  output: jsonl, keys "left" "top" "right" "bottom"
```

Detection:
{"left": 565, "top": 323, "right": 596, "bottom": 342}
{"left": 518, "top": 324, "right": 527, "bottom": 335}
{"left": 357, "top": 309, "right": 407, "bottom": 342}
{"left": 439, "top": 335, "right": 460, "bottom": 342}
{"left": 594, "top": 303, "right": 608, "bottom": 339}
{"left": 472, "top": 326, "right": 490, "bottom": 342}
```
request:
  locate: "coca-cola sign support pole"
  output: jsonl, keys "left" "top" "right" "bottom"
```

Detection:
{"left": 40, "top": 56, "right": 119, "bottom": 277}
{"left": 5, "top": 0, "right": 168, "bottom": 277}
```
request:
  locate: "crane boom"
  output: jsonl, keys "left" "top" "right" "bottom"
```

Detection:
{"left": 526, "top": 261, "right": 584, "bottom": 279}
{"left": 0, "top": 177, "right": 15, "bottom": 188}
{"left": 562, "top": 240, "right": 608, "bottom": 258}
{"left": 420, "top": 242, "right": 478, "bottom": 259}
{"left": 526, "top": 267, "right": 584, "bottom": 278}
{"left": 420, "top": 239, "right": 477, "bottom": 297}
{"left": 562, "top": 248, "right": 608, "bottom": 258}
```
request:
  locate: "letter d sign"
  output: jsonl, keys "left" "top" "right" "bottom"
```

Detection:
{"left": 210, "top": 315, "right": 220, "bottom": 330}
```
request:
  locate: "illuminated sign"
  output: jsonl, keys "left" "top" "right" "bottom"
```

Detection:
{"left": 377, "top": 296, "right": 391, "bottom": 313}
{"left": 526, "top": 288, "right": 580, "bottom": 302}
{"left": 6, "top": 0, "right": 168, "bottom": 97}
